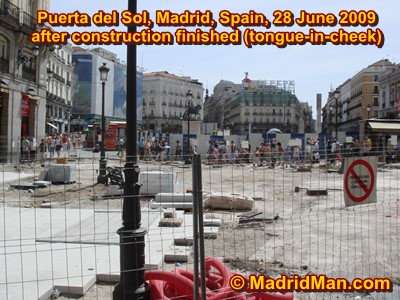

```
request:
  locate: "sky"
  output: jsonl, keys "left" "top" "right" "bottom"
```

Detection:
{"left": 49, "top": 0, "right": 398, "bottom": 112}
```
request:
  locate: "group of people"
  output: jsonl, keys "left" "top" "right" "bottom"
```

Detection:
{"left": 20, "top": 132, "right": 83, "bottom": 164}
{"left": 139, "top": 137, "right": 174, "bottom": 161}
{"left": 207, "top": 140, "right": 251, "bottom": 166}
{"left": 40, "top": 133, "right": 396, "bottom": 166}
{"left": 45, "top": 132, "right": 83, "bottom": 158}
{"left": 205, "top": 139, "right": 320, "bottom": 168}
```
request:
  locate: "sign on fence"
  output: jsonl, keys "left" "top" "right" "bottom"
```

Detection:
{"left": 343, "top": 156, "right": 377, "bottom": 207}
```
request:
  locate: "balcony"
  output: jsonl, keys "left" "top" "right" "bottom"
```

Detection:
{"left": 52, "top": 73, "right": 66, "bottom": 84}
{"left": 20, "top": 10, "right": 37, "bottom": 32}
{"left": 22, "top": 65, "right": 36, "bottom": 82}
{"left": 0, "top": 0, "right": 20, "bottom": 26}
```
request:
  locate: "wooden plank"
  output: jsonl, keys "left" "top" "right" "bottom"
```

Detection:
{"left": 307, "top": 189, "right": 328, "bottom": 196}
{"left": 238, "top": 212, "right": 279, "bottom": 224}
{"left": 237, "top": 211, "right": 262, "bottom": 218}
{"left": 297, "top": 167, "right": 312, "bottom": 172}
{"left": 174, "top": 238, "right": 194, "bottom": 246}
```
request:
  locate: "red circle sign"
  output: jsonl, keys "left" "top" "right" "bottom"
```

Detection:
{"left": 344, "top": 159, "right": 375, "bottom": 203}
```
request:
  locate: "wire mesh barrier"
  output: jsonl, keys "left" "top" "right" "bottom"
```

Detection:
{"left": 0, "top": 147, "right": 399, "bottom": 299}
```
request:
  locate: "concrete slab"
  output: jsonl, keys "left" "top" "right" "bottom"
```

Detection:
{"left": 33, "top": 180, "right": 51, "bottom": 187}
{"left": 150, "top": 200, "right": 195, "bottom": 210}
{"left": 164, "top": 246, "right": 192, "bottom": 263}
{"left": 139, "top": 172, "right": 176, "bottom": 195}
{"left": 154, "top": 192, "right": 194, "bottom": 203}
{"left": 203, "top": 218, "right": 222, "bottom": 227}
{"left": 158, "top": 217, "right": 183, "bottom": 227}
{"left": 10, "top": 183, "right": 38, "bottom": 190}
{"left": 0, "top": 207, "right": 200, "bottom": 300}
{"left": 36, "top": 210, "right": 160, "bottom": 245}
{"left": 0, "top": 171, "right": 35, "bottom": 183}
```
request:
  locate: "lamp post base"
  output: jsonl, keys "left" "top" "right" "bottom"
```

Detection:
{"left": 97, "top": 158, "right": 108, "bottom": 184}
{"left": 113, "top": 227, "right": 150, "bottom": 300}
{"left": 113, "top": 282, "right": 150, "bottom": 300}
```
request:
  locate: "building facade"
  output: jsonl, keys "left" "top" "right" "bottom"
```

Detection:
{"left": 46, "top": 44, "right": 74, "bottom": 134}
{"left": 379, "top": 64, "right": 400, "bottom": 119}
{"left": 204, "top": 75, "right": 313, "bottom": 135}
{"left": 323, "top": 59, "right": 397, "bottom": 137}
{"left": 71, "top": 47, "right": 143, "bottom": 132}
{"left": 142, "top": 71, "right": 204, "bottom": 133}
{"left": 203, "top": 80, "right": 242, "bottom": 130}
{"left": 0, "top": 0, "right": 49, "bottom": 162}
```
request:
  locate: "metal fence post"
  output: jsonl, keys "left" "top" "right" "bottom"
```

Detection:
{"left": 192, "top": 154, "right": 206, "bottom": 300}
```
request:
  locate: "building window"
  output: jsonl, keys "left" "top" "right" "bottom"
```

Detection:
{"left": 0, "top": 35, "right": 9, "bottom": 73}
{"left": 374, "top": 75, "right": 378, "bottom": 81}
{"left": 373, "top": 86, "right": 379, "bottom": 94}
{"left": 0, "top": 35, "right": 9, "bottom": 59}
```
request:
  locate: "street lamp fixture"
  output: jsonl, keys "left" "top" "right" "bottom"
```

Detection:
{"left": 97, "top": 62, "right": 110, "bottom": 184}
{"left": 17, "top": 46, "right": 39, "bottom": 67}
{"left": 184, "top": 90, "right": 193, "bottom": 164}
{"left": 32, "top": 45, "right": 39, "bottom": 57}
{"left": 367, "top": 103, "right": 371, "bottom": 119}
{"left": 67, "top": 109, "right": 71, "bottom": 133}
{"left": 332, "top": 90, "right": 340, "bottom": 138}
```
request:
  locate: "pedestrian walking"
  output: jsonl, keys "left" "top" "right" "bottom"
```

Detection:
{"left": 38, "top": 139, "right": 47, "bottom": 165}
{"left": 117, "top": 138, "right": 124, "bottom": 157}
{"left": 175, "top": 140, "right": 182, "bottom": 160}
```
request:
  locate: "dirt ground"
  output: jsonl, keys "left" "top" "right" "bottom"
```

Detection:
{"left": 1, "top": 158, "right": 399, "bottom": 299}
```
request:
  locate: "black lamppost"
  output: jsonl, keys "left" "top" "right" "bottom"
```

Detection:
{"left": 112, "top": 0, "right": 150, "bottom": 298}
{"left": 330, "top": 89, "right": 340, "bottom": 138}
{"left": 184, "top": 90, "right": 193, "bottom": 164}
{"left": 97, "top": 63, "right": 109, "bottom": 184}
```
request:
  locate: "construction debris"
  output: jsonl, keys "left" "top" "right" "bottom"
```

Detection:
{"left": 203, "top": 193, "right": 254, "bottom": 211}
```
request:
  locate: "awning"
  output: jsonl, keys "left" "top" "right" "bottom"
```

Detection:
{"left": 22, "top": 93, "right": 40, "bottom": 101}
{"left": 366, "top": 121, "right": 400, "bottom": 133}
{"left": 47, "top": 122, "right": 58, "bottom": 131}
{"left": 27, "top": 95, "right": 40, "bottom": 101}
